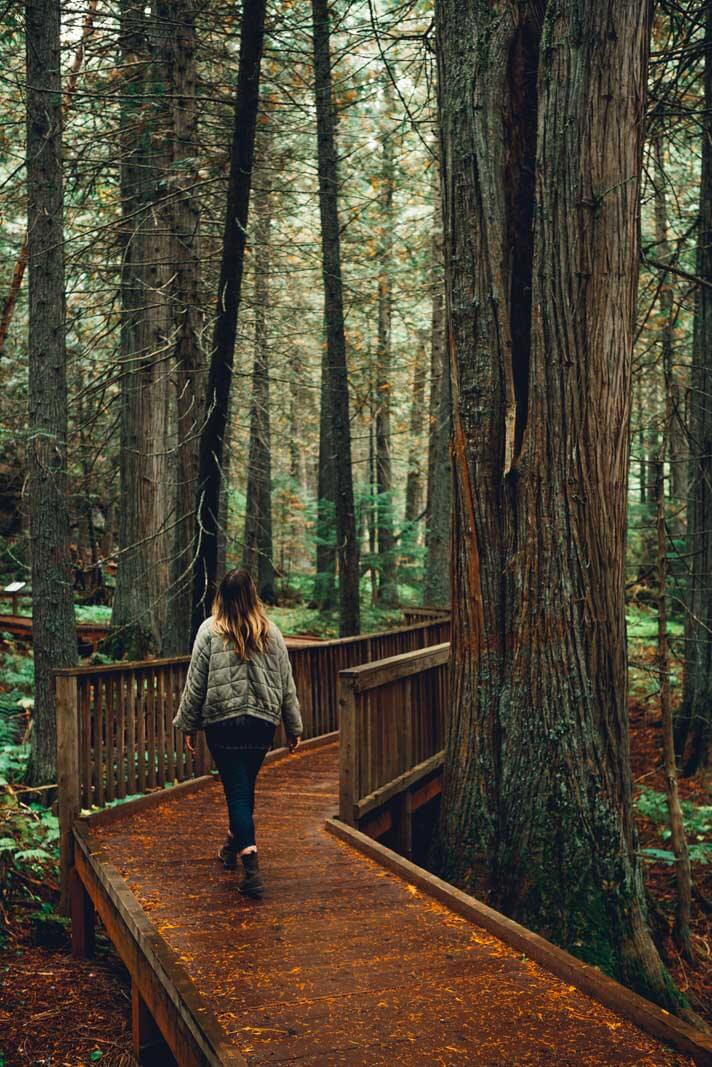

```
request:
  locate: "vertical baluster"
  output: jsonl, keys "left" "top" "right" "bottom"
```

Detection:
{"left": 116, "top": 671, "right": 126, "bottom": 799}
{"left": 104, "top": 675, "right": 115, "bottom": 803}
{"left": 165, "top": 665, "right": 176, "bottom": 783}
{"left": 146, "top": 670, "right": 157, "bottom": 788}
{"left": 156, "top": 667, "right": 166, "bottom": 788}
{"left": 126, "top": 670, "right": 137, "bottom": 795}
{"left": 136, "top": 671, "right": 147, "bottom": 792}
{"left": 78, "top": 678, "right": 89, "bottom": 809}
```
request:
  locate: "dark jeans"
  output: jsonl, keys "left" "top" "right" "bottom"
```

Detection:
{"left": 205, "top": 715, "right": 276, "bottom": 852}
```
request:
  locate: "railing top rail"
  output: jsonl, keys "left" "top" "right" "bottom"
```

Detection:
{"left": 54, "top": 654, "right": 191, "bottom": 677}
{"left": 340, "top": 642, "right": 450, "bottom": 693}
{"left": 53, "top": 617, "right": 451, "bottom": 678}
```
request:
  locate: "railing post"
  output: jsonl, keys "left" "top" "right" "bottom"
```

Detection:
{"left": 338, "top": 674, "right": 358, "bottom": 826}
{"left": 56, "top": 672, "right": 80, "bottom": 916}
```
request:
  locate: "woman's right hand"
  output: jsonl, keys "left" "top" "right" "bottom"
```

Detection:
{"left": 289, "top": 735, "right": 301, "bottom": 754}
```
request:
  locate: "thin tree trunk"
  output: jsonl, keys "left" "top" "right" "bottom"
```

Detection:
{"left": 655, "top": 454, "right": 694, "bottom": 961}
{"left": 678, "top": 2, "right": 712, "bottom": 774}
{"left": 216, "top": 389, "right": 232, "bottom": 579}
{"left": 369, "top": 384, "right": 378, "bottom": 605}
{"left": 636, "top": 372, "right": 646, "bottom": 504}
{"left": 191, "top": 0, "right": 266, "bottom": 637}
{"left": 424, "top": 154, "right": 450, "bottom": 609}
{"left": 162, "top": 0, "right": 204, "bottom": 656}
{"left": 24, "top": 0, "right": 77, "bottom": 784}
{"left": 404, "top": 337, "right": 427, "bottom": 535}
{"left": 437, "top": 0, "right": 688, "bottom": 1014}
{"left": 311, "top": 0, "right": 360, "bottom": 636}
{"left": 375, "top": 84, "right": 398, "bottom": 608}
{"left": 313, "top": 327, "right": 338, "bottom": 611}
{"left": 243, "top": 162, "right": 276, "bottom": 603}
{"left": 0, "top": 0, "right": 97, "bottom": 356}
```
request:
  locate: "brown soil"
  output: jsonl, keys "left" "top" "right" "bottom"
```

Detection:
{"left": 0, "top": 924, "right": 134, "bottom": 1066}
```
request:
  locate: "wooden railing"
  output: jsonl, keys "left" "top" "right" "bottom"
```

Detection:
{"left": 338, "top": 642, "right": 450, "bottom": 848}
{"left": 55, "top": 617, "right": 450, "bottom": 899}
{"left": 400, "top": 605, "right": 450, "bottom": 627}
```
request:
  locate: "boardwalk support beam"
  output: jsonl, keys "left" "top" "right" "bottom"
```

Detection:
{"left": 70, "top": 866, "right": 95, "bottom": 958}
{"left": 132, "top": 980, "right": 177, "bottom": 1066}
{"left": 56, "top": 672, "right": 80, "bottom": 916}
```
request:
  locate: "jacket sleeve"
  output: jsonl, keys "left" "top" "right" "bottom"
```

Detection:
{"left": 173, "top": 625, "right": 210, "bottom": 733}
{"left": 275, "top": 630, "right": 303, "bottom": 738}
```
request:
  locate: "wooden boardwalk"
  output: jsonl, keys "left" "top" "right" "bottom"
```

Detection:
{"left": 90, "top": 741, "right": 697, "bottom": 1067}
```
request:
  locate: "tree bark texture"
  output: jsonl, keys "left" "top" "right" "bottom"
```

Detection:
{"left": 191, "top": 0, "right": 266, "bottom": 638}
{"left": 112, "top": 0, "right": 172, "bottom": 657}
{"left": 436, "top": 0, "right": 683, "bottom": 1010}
{"left": 424, "top": 157, "right": 450, "bottom": 609}
{"left": 161, "top": 0, "right": 204, "bottom": 655}
{"left": 243, "top": 164, "right": 276, "bottom": 604}
{"left": 24, "top": 0, "right": 77, "bottom": 783}
{"left": 311, "top": 0, "right": 360, "bottom": 636}
{"left": 679, "top": 2, "right": 712, "bottom": 775}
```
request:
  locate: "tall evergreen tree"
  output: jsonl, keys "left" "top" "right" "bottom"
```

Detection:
{"left": 24, "top": 0, "right": 77, "bottom": 783}
{"left": 311, "top": 0, "right": 360, "bottom": 635}
{"left": 191, "top": 0, "right": 266, "bottom": 635}
{"left": 243, "top": 152, "right": 276, "bottom": 603}
{"left": 436, "top": 0, "right": 687, "bottom": 1012}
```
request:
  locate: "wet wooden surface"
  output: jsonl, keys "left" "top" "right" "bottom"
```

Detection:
{"left": 93, "top": 742, "right": 693, "bottom": 1066}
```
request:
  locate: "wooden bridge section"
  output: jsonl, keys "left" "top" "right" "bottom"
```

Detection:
{"left": 56, "top": 619, "right": 712, "bottom": 1067}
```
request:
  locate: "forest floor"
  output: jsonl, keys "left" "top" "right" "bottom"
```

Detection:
{"left": 0, "top": 611, "right": 710, "bottom": 1064}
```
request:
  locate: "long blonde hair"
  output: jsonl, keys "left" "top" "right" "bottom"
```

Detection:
{"left": 212, "top": 569, "right": 270, "bottom": 660}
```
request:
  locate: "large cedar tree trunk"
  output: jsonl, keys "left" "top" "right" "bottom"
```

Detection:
{"left": 191, "top": 0, "right": 266, "bottom": 636}
{"left": 161, "top": 0, "right": 204, "bottom": 655}
{"left": 678, "top": 4, "right": 712, "bottom": 774}
{"left": 24, "top": 0, "right": 77, "bottom": 784}
{"left": 437, "top": 0, "right": 684, "bottom": 1010}
{"left": 311, "top": 0, "right": 360, "bottom": 636}
{"left": 112, "top": 0, "right": 172, "bottom": 657}
{"left": 243, "top": 163, "right": 276, "bottom": 603}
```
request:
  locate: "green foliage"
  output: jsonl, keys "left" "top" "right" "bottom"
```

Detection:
{"left": 626, "top": 606, "right": 684, "bottom": 642}
{"left": 636, "top": 787, "right": 712, "bottom": 864}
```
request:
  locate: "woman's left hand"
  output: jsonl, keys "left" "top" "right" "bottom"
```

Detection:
{"left": 185, "top": 733, "right": 196, "bottom": 754}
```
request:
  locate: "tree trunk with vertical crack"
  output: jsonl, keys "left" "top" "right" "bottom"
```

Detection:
{"left": 190, "top": 0, "right": 265, "bottom": 637}
{"left": 437, "top": 0, "right": 686, "bottom": 1012}
{"left": 311, "top": 0, "right": 360, "bottom": 636}
{"left": 24, "top": 0, "right": 77, "bottom": 784}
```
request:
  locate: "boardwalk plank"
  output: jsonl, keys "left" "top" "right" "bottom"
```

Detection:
{"left": 91, "top": 743, "right": 698, "bottom": 1067}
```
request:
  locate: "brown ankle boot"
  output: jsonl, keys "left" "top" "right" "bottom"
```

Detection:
{"left": 239, "top": 851, "right": 264, "bottom": 898}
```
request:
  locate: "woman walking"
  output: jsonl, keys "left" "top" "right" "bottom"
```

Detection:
{"left": 173, "top": 569, "right": 303, "bottom": 898}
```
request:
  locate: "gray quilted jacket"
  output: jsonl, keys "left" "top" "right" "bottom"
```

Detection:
{"left": 172, "top": 618, "right": 303, "bottom": 738}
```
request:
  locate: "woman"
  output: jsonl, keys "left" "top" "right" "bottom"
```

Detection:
{"left": 173, "top": 569, "right": 303, "bottom": 898}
